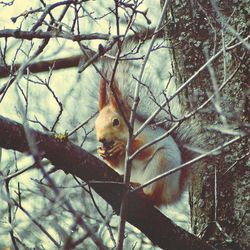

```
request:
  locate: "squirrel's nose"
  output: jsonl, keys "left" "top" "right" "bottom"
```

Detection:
{"left": 99, "top": 138, "right": 114, "bottom": 148}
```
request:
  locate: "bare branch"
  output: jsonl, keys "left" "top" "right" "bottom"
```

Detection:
{"left": 0, "top": 29, "right": 111, "bottom": 41}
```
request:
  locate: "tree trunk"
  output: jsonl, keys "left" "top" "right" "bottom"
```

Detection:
{"left": 162, "top": 0, "right": 249, "bottom": 249}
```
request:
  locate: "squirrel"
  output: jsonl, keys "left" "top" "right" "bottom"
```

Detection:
{"left": 94, "top": 43, "right": 193, "bottom": 207}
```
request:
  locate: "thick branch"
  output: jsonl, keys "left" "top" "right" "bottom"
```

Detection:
{"left": 0, "top": 115, "right": 216, "bottom": 250}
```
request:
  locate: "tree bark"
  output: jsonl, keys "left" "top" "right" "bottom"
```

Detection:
{"left": 163, "top": 0, "right": 249, "bottom": 249}
{"left": 0, "top": 115, "right": 217, "bottom": 250}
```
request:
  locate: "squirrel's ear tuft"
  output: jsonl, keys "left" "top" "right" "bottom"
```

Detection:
{"left": 99, "top": 78, "right": 107, "bottom": 110}
{"left": 110, "top": 81, "right": 131, "bottom": 118}
{"left": 110, "top": 81, "right": 122, "bottom": 111}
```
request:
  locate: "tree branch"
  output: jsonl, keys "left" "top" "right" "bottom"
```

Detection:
{"left": 0, "top": 115, "right": 216, "bottom": 250}
{"left": 0, "top": 55, "right": 82, "bottom": 78}
{"left": 0, "top": 29, "right": 111, "bottom": 41}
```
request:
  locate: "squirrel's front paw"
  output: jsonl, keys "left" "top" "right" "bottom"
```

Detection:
{"left": 97, "top": 146, "right": 109, "bottom": 159}
{"left": 107, "top": 141, "right": 125, "bottom": 157}
{"left": 97, "top": 141, "right": 125, "bottom": 159}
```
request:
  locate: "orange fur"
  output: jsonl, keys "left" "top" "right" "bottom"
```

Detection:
{"left": 131, "top": 138, "right": 153, "bottom": 161}
{"left": 105, "top": 156, "right": 122, "bottom": 169}
{"left": 149, "top": 181, "right": 165, "bottom": 206}
{"left": 110, "top": 81, "right": 130, "bottom": 118}
{"left": 99, "top": 79, "right": 107, "bottom": 110}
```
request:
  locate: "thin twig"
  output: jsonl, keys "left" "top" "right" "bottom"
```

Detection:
{"left": 5, "top": 181, "right": 19, "bottom": 250}
{"left": 4, "top": 164, "right": 36, "bottom": 182}
{"left": 13, "top": 200, "right": 61, "bottom": 248}
{"left": 68, "top": 111, "right": 98, "bottom": 137}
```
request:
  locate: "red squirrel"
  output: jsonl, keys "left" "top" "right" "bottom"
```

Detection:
{"left": 95, "top": 73, "right": 189, "bottom": 206}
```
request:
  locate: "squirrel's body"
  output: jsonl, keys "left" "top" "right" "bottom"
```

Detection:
{"left": 95, "top": 104, "right": 182, "bottom": 205}
{"left": 95, "top": 43, "right": 192, "bottom": 206}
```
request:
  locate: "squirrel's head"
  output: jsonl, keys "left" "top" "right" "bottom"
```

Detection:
{"left": 95, "top": 78, "right": 129, "bottom": 148}
{"left": 95, "top": 104, "right": 128, "bottom": 148}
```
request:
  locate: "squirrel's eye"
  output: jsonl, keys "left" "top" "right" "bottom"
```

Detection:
{"left": 112, "top": 118, "right": 120, "bottom": 127}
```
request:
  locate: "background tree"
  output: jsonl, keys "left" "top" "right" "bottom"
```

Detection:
{"left": 163, "top": 0, "right": 249, "bottom": 249}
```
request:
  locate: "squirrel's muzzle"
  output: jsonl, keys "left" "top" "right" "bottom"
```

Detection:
{"left": 99, "top": 138, "right": 114, "bottom": 149}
